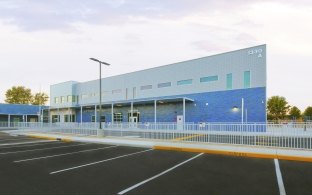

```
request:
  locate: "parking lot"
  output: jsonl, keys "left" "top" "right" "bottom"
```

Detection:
{"left": 1, "top": 132, "right": 312, "bottom": 195}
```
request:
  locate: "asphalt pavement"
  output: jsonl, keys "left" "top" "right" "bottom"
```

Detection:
{"left": 0, "top": 132, "right": 311, "bottom": 195}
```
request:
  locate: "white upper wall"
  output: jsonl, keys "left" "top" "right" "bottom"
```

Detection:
{"left": 50, "top": 45, "right": 266, "bottom": 107}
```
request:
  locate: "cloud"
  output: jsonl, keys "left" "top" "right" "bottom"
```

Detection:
{"left": 1, "top": 0, "right": 310, "bottom": 32}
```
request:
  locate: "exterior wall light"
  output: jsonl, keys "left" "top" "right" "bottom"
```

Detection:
{"left": 232, "top": 106, "right": 239, "bottom": 112}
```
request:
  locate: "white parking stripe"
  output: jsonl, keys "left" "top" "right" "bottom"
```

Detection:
{"left": 50, "top": 149, "right": 153, "bottom": 175}
{"left": 0, "top": 140, "right": 56, "bottom": 147}
{"left": 274, "top": 159, "right": 286, "bottom": 195}
{"left": 0, "top": 141, "right": 62, "bottom": 149}
{"left": 118, "top": 153, "right": 203, "bottom": 195}
{"left": 14, "top": 145, "right": 118, "bottom": 162}
{"left": 0, "top": 143, "right": 89, "bottom": 155}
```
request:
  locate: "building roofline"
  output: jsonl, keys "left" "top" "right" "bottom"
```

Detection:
{"left": 53, "top": 44, "right": 266, "bottom": 85}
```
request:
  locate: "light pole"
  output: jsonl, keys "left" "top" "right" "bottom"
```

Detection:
{"left": 89, "top": 58, "right": 110, "bottom": 130}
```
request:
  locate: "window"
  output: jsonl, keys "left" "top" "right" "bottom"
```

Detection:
{"left": 64, "top": 114, "right": 76, "bottom": 122}
{"left": 177, "top": 79, "right": 192, "bottom": 85}
{"left": 114, "top": 113, "right": 123, "bottom": 122}
{"left": 52, "top": 115, "right": 60, "bottom": 123}
{"left": 244, "top": 71, "right": 251, "bottom": 88}
{"left": 67, "top": 95, "right": 76, "bottom": 103}
{"left": 67, "top": 96, "right": 72, "bottom": 102}
{"left": 158, "top": 82, "right": 171, "bottom": 88}
{"left": 140, "top": 85, "right": 152, "bottom": 90}
{"left": 54, "top": 97, "right": 59, "bottom": 104}
{"left": 71, "top": 115, "right": 76, "bottom": 122}
{"left": 200, "top": 75, "right": 218, "bottom": 83}
{"left": 91, "top": 115, "right": 104, "bottom": 122}
{"left": 226, "top": 73, "right": 232, "bottom": 90}
{"left": 61, "top": 96, "right": 66, "bottom": 103}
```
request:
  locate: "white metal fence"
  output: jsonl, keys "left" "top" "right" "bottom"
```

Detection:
{"left": 3, "top": 122, "right": 312, "bottom": 150}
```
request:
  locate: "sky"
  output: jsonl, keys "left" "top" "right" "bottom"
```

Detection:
{"left": 0, "top": 0, "right": 311, "bottom": 111}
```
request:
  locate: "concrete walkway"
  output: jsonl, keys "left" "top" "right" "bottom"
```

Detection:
{"left": 7, "top": 130, "right": 312, "bottom": 163}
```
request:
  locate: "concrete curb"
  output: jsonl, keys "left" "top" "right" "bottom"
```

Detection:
{"left": 153, "top": 145, "right": 312, "bottom": 163}
{"left": 28, "top": 135, "right": 72, "bottom": 142}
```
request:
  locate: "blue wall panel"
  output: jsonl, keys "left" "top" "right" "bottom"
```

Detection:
{"left": 0, "top": 104, "right": 44, "bottom": 115}
{"left": 75, "top": 87, "right": 266, "bottom": 123}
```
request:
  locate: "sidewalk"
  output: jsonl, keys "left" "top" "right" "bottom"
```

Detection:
{"left": 9, "top": 131, "right": 312, "bottom": 163}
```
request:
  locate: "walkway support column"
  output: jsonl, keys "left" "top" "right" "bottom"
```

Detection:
{"left": 57, "top": 107, "right": 60, "bottom": 123}
{"left": 95, "top": 105, "right": 97, "bottom": 128}
{"left": 154, "top": 100, "right": 157, "bottom": 124}
{"left": 111, "top": 103, "right": 114, "bottom": 126}
{"left": 131, "top": 102, "right": 133, "bottom": 123}
{"left": 8, "top": 114, "right": 10, "bottom": 127}
{"left": 49, "top": 108, "right": 51, "bottom": 125}
{"left": 68, "top": 107, "right": 70, "bottom": 122}
{"left": 183, "top": 98, "right": 186, "bottom": 123}
{"left": 241, "top": 98, "right": 244, "bottom": 124}
{"left": 80, "top": 106, "right": 83, "bottom": 124}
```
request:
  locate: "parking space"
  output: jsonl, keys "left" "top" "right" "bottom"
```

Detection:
{"left": 0, "top": 132, "right": 312, "bottom": 195}
{"left": 125, "top": 154, "right": 279, "bottom": 195}
{"left": 280, "top": 160, "right": 312, "bottom": 195}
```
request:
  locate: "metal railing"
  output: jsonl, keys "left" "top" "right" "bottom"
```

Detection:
{"left": 6, "top": 122, "right": 312, "bottom": 150}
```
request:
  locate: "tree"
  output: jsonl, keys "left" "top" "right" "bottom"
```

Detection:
{"left": 267, "top": 96, "right": 290, "bottom": 120}
{"left": 303, "top": 106, "right": 312, "bottom": 120}
{"left": 288, "top": 106, "right": 301, "bottom": 120}
{"left": 5, "top": 86, "right": 33, "bottom": 104}
{"left": 31, "top": 92, "right": 49, "bottom": 105}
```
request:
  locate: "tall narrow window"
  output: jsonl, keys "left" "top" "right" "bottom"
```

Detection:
{"left": 54, "top": 97, "right": 59, "bottom": 104}
{"left": 244, "top": 71, "right": 251, "bottom": 88}
{"left": 226, "top": 73, "right": 232, "bottom": 90}
{"left": 67, "top": 96, "right": 71, "bottom": 102}
{"left": 61, "top": 96, "right": 66, "bottom": 103}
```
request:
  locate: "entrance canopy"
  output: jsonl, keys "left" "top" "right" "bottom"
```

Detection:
{"left": 49, "top": 97, "right": 194, "bottom": 110}
{"left": 106, "top": 96, "right": 194, "bottom": 107}
{"left": 49, "top": 96, "right": 194, "bottom": 124}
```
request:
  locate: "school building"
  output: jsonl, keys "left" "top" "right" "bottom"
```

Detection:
{"left": 49, "top": 45, "right": 267, "bottom": 124}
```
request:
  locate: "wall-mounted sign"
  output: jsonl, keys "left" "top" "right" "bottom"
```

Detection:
{"left": 247, "top": 48, "right": 263, "bottom": 58}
